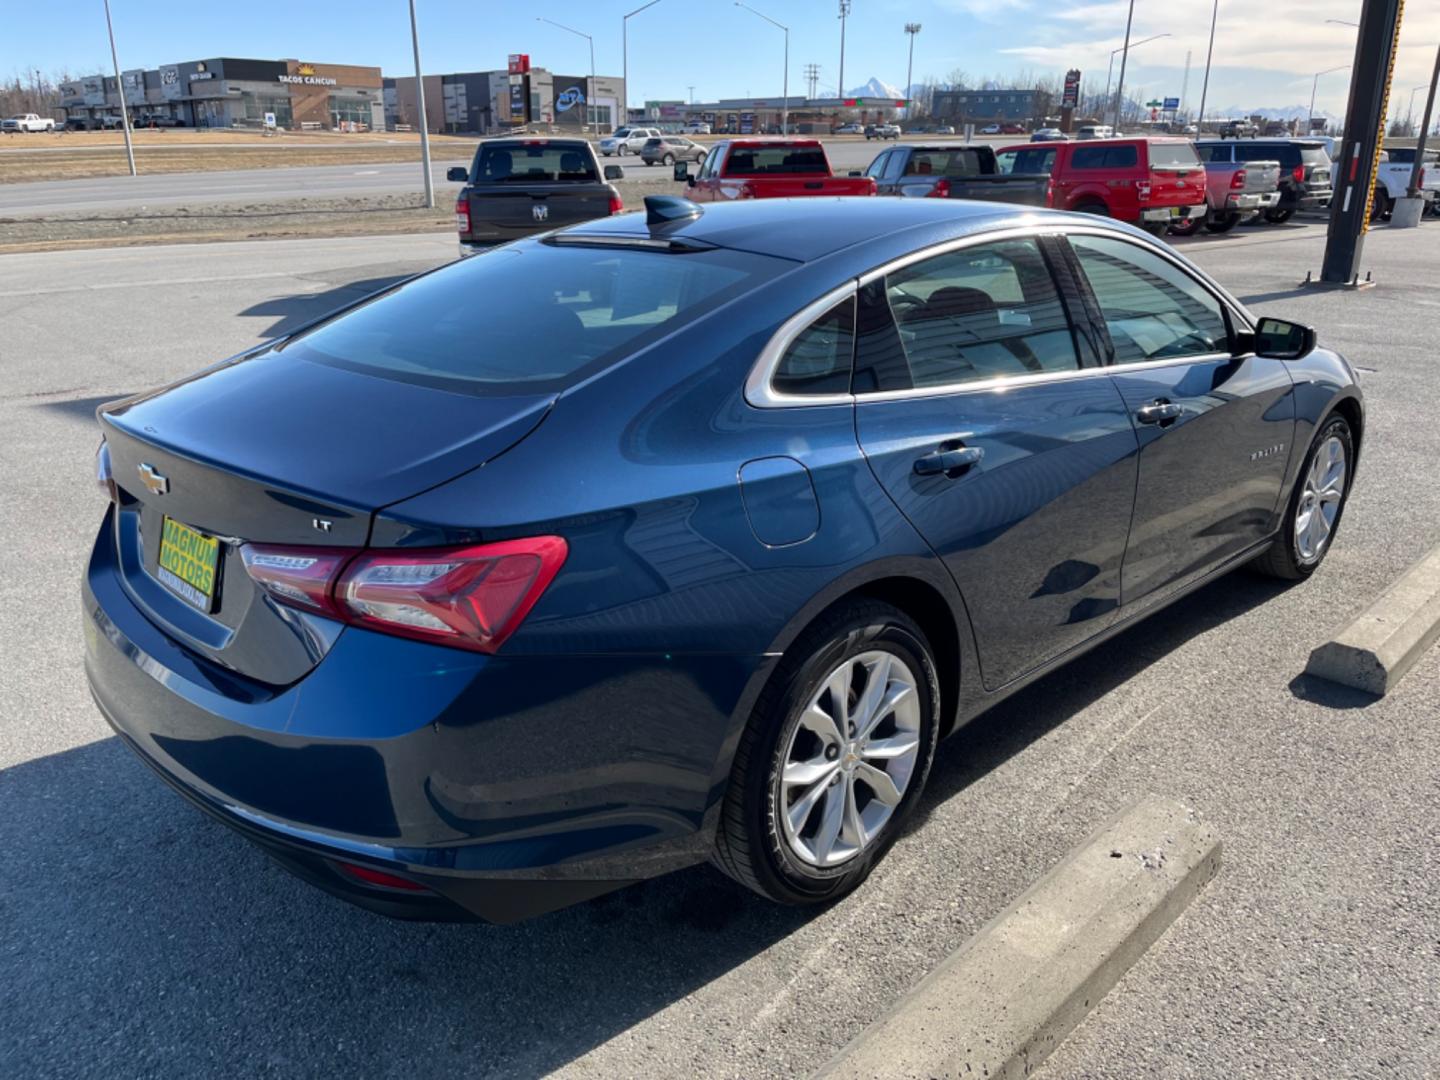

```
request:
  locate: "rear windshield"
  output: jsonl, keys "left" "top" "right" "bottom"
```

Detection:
{"left": 644, "top": 138, "right": 663, "bottom": 147}
{"left": 724, "top": 145, "right": 828, "bottom": 174}
{"left": 1387, "top": 149, "right": 1439, "bottom": 164}
{"left": 472, "top": 144, "right": 596, "bottom": 183}
{"left": 1148, "top": 142, "right": 1201, "bottom": 168}
{"left": 281, "top": 243, "right": 787, "bottom": 397}
{"left": 903, "top": 148, "right": 989, "bottom": 177}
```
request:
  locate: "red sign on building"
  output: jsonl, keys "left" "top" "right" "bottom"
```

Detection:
{"left": 508, "top": 54, "right": 530, "bottom": 75}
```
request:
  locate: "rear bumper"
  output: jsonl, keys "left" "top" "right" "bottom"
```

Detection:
{"left": 1142, "top": 204, "right": 1206, "bottom": 222}
{"left": 83, "top": 511, "right": 768, "bottom": 922}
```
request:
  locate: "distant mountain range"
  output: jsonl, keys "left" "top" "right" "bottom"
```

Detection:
{"left": 846, "top": 77, "right": 905, "bottom": 100}
{"left": 1215, "top": 104, "right": 1341, "bottom": 121}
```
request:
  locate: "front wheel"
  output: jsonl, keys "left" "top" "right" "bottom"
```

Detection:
{"left": 1251, "top": 414, "right": 1354, "bottom": 580}
{"left": 712, "top": 600, "right": 940, "bottom": 905}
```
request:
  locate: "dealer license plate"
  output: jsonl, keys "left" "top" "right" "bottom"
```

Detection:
{"left": 157, "top": 516, "right": 220, "bottom": 612}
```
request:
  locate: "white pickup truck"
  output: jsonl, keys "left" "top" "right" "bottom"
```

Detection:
{"left": 2, "top": 113, "right": 56, "bottom": 133}
{"left": 1374, "top": 148, "right": 1440, "bottom": 218}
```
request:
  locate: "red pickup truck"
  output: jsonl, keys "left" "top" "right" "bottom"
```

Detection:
{"left": 996, "top": 137, "right": 1208, "bottom": 236}
{"left": 682, "top": 139, "right": 876, "bottom": 201}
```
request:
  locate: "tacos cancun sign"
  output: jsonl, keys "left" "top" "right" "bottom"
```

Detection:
{"left": 279, "top": 65, "right": 338, "bottom": 87}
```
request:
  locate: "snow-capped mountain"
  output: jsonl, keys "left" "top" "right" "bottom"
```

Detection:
{"left": 1217, "top": 104, "right": 1341, "bottom": 121}
{"left": 847, "top": 77, "right": 904, "bottom": 99}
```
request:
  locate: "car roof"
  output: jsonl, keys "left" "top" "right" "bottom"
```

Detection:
{"left": 559, "top": 197, "right": 1120, "bottom": 262}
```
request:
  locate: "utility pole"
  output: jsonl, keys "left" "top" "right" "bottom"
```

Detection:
{"left": 1112, "top": 0, "right": 1136, "bottom": 131}
{"left": 102, "top": 0, "right": 136, "bottom": 177}
{"left": 904, "top": 24, "right": 921, "bottom": 123}
{"left": 838, "top": 0, "right": 851, "bottom": 99}
{"left": 688, "top": 85, "right": 696, "bottom": 105}
{"left": 1197, "top": 0, "right": 1217, "bottom": 132}
{"left": 804, "top": 63, "right": 821, "bottom": 101}
{"left": 408, "top": 0, "right": 433, "bottom": 208}
{"left": 1179, "top": 50, "right": 1191, "bottom": 120}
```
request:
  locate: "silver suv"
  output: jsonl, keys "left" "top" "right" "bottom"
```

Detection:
{"left": 599, "top": 127, "right": 660, "bottom": 156}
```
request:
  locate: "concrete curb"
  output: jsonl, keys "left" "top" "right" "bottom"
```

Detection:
{"left": 813, "top": 796, "right": 1221, "bottom": 1080}
{"left": 1304, "top": 544, "right": 1440, "bottom": 696}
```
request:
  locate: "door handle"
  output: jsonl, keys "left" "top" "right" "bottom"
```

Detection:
{"left": 913, "top": 445, "right": 984, "bottom": 477}
{"left": 1135, "top": 400, "right": 1183, "bottom": 426}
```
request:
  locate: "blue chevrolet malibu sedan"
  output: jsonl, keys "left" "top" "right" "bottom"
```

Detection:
{"left": 85, "top": 197, "right": 1362, "bottom": 922}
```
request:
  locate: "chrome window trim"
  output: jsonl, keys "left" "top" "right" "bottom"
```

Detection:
{"left": 745, "top": 221, "right": 1252, "bottom": 410}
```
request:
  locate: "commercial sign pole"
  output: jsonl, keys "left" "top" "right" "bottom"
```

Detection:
{"left": 102, "top": 0, "right": 136, "bottom": 177}
{"left": 1319, "top": 0, "right": 1404, "bottom": 286}
{"left": 408, "top": 0, "right": 434, "bottom": 209}
{"left": 1111, "top": 0, "right": 1137, "bottom": 131}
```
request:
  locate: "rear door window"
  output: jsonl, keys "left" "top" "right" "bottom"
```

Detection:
{"left": 865, "top": 151, "right": 891, "bottom": 179}
{"left": 1071, "top": 144, "right": 1138, "bottom": 169}
{"left": 1068, "top": 235, "right": 1229, "bottom": 363}
{"left": 284, "top": 244, "right": 787, "bottom": 397}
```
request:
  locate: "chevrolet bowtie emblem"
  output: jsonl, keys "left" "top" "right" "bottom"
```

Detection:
{"left": 138, "top": 462, "right": 169, "bottom": 496}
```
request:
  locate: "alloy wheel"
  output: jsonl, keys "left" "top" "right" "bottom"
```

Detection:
{"left": 1295, "top": 435, "right": 1347, "bottom": 563}
{"left": 778, "top": 650, "right": 922, "bottom": 868}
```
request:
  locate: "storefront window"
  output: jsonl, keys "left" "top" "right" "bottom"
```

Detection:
{"left": 244, "top": 94, "right": 293, "bottom": 128}
{"left": 329, "top": 96, "right": 372, "bottom": 130}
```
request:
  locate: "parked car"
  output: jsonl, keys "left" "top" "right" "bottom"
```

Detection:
{"left": 979, "top": 123, "right": 1002, "bottom": 135}
{"left": 999, "top": 136, "right": 1208, "bottom": 236}
{"left": 1196, "top": 139, "right": 1333, "bottom": 223}
{"left": 683, "top": 121, "right": 712, "bottom": 135}
{"left": 1168, "top": 156, "right": 1282, "bottom": 236}
{"left": 1074, "top": 124, "right": 1114, "bottom": 140}
{"left": 1373, "top": 147, "right": 1440, "bottom": 219}
{"left": 1218, "top": 119, "right": 1259, "bottom": 139}
{"left": 835, "top": 122, "right": 864, "bottom": 135}
{"left": 934, "top": 125, "right": 956, "bottom": 135}
{"left": 447, "top": 138, "right": 624, "bottom": 255}
{"left": 599, "top": 126, "right": 661, "bottom": 156}
{"left": 868, "top": 143, "right": 1049, "bottom": 206}
{"left": 2, "top": 113, "right": 56, "bottom": 133}
{"left": 83, "top": 194, "right": 1363, "bottom": 923}
{"left": 639, "top": 135, "right": 707, "bottom": 166}
{"left": 999, "top": 123, "right": 1026, "bottom": 135}
{"left": 682, "top": 139, "right": 877, "bottom": 200}
{"left": 1030, "top": 128, "right": 1066, "bottom": 142}
{"left": 865, "top": 124, "right": 901, "bottom": 140}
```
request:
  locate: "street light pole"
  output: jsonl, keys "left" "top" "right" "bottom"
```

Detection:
{"left": 623, "top": 0, "right": 665, "bottom": 129}
{"left": 1309, "top": 65, "right": 1351, "bottom": 133}
{"left": 1112, "top": 0, "right": 1137, "bottom": 131}
{"left": 1197, "top": 0, "right": 1218, "bottom": 132}
{"left": 1104, "top": 33, "right": 1169, "bottom": 130}
{"left": 735, "top": 2, "right": 789, "bottom": 134}
{"left": 1409, "top": 45, "right": 1440, "bottom": 197}
{"left": 904, "top": 23, "right": 921, "bottom": 124}
{"left": 838, "top": 1, "right": 851, "bottom": 101}
{"left": 408, "top": 0, "right": 433, "bottom": 208}
{"left": 537, "top": 17, "right": 598, "bottom": 131}
{"left": 102, "top": 0, "right": 136, "bottom": 177}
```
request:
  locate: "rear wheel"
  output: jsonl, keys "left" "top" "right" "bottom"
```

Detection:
{"left": 662, "top": 153, "right": 675, "bottom": 166}
{"left": 1251, "top": 415, "right": 1353, "bottom": 580}
{"left": 1204, "top": 211, "right": 1241, "bottom": 233}
{"left": 1140, "top": 221, "right": 1170, "bottom": 237}
{"left": 1263, "top": 207, "right": 1293, "bottom": 224}
{"left": 1370, "top": 190, "right": 1393, "bottom": 222}
{"left": 712, "top": 600, "right": 940, "bottom": 905}
{"left": 1074, "top": 200, "right": 1109, "bottom": 217}
{"left": 1168, "top": 213, "right": 1204, "bottom": 237}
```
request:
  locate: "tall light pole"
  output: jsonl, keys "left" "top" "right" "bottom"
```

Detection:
{"left": 1406, "top": 83, "right": 1428, "bottom": 133}
{"left": 1197, "top": 0, "right": 1218, "bottom": 132}
{"left": 408, "top": 0, "right": 433, "bottom": 208}
{"left": 538, "top": 17, "right": 597, "bottom": 132}
{"left": 838, "top": 1, "right": 852, "bottom": 100}
{"left": 1104, "top": 33, "right": 1168, "bottom": 129}
{"left": 623, "top": 0, "right": 665, "bottom": 128}
{"left": 735, "top": 2, "right": 789, "bottom": 134}
{"left": 102, "top": 0, "right": 135, "bottom": 177}
{"left": 1111, "top": 0, "right": 1138, "bottom": 131}
{"left": 1309, "top": 65, "right": 1351, "bottom": 133}
{"left": 904, "top": 23, "right": 921, "bottom": 124}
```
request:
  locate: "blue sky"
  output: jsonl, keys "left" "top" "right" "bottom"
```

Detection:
{"left": 3, "top": 1, "right": 1437, "bottom": 118}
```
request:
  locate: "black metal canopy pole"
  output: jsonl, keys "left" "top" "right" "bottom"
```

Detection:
{"left": 1320, "top": 0, "right": 1405, "bottom": 285}
{"left": 1407, "top": 45, "right": 1440, "bottom": 197}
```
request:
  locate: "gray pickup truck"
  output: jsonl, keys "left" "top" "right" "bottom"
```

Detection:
{"left": 1168, "top": 156, "right": 1282, "bottom": 235}
{"left": 448, "top": 138, "right": 625, "bottom": 255}
{"left": 863, "top": 144, "right": 1048, "bottom": 206}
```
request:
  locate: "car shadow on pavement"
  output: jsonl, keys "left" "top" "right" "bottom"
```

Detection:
{"left": 0, "top": 735, "right": 809, "bottom": 1078}
{"left": 917, "top": 571, "right": 1294, "bottom": 815}
{"left": 238, "top": 274, "right": 416, "bottom": 339}
{"left": 34, "top": 393, "right": 132, "bottom": 425}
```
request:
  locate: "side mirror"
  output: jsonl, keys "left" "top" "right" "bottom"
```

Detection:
{"left": 1248, "top": 317, "right": 1317, "bottom": 360}
{"left": 604, "top": 164, "right": 624, "bottom": 181}
{"left": 446, "top": 166, "right": 469, "bottom": 183}
{"left": 673, "top": 162, "right": 690, "bottom": 182}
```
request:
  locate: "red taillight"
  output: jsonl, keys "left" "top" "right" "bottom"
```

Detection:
{"left": 242, "top": 536, "right": 569, "bottom": 654}
{"left": 1230, "top": 169, "right": 1246, "bottom": 190}
{"left": 454, "top": 195, "right": 470, "bottom": 235}
{"left": 336, "top": 862, "right": 430, "bottom": 892}
{"left": 608, "top": 188, "right": 624, "bottom": 214}
{"left": 739, "top": 181, "right": 756, "bottom": 199}
{"left": 926, "top": 177, "right": 951, "bottom": 198}
{"left": 1136, "top": 179, "right": 1152, "bottom": 202}
{"left": 1045, "top": 176, "right": 1055, "bottom": 206}
{"left": 1293, "top": 164, "right": 1306, "bottom": 183}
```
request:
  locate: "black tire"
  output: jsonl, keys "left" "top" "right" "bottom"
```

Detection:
{"left": 1140, "top": 221, "right": 1170, "bottom": 238}
{"left": 1251, "top": 414, "right": 1354, "bottom": 581}
{"left": 712, "top": 599, "right": 940, "bottom": 905}
{"left": 662, "top": 153, "right": 675, "bottom": 166}
{"left": 1168, "top": 214, "right": 1203, "bottom": 237}
{"left": 1074, "top": 200, "right": 1109, "bottom": 217}
{"left": 1370, "top": 190, "right": 1393, "bottom": 222}
{"left": 1204, "top": 211, "right": 1241, "bottom": 233}
{"left": 1263, "top": 207, "right": 1294, "bottom": 224}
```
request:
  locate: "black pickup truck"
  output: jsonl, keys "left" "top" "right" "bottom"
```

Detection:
{"left": 448, "top": 138, "right": 625, "bottom": 254}
{"left": 862, "top": 143, "right": 1048, "bottom": 206}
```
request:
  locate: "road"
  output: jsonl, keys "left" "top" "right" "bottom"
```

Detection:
{"left": 0, "top": 137, "right": 986, "bottom": 217}
{"left": 1, "top": 226, "right": 1436, "bottom": 1079}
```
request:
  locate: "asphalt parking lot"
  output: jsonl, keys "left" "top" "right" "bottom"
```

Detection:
{"left": 1, "top": 219, "right": 1437, "bottom": 1078}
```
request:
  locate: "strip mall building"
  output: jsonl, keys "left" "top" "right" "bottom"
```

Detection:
{"left": 59, "top": 58, "right": 385, "bottom": 131}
